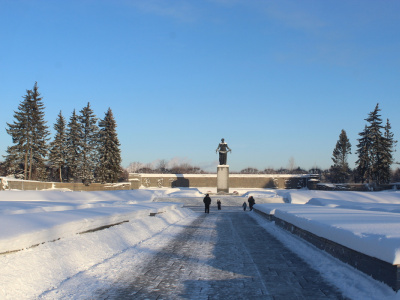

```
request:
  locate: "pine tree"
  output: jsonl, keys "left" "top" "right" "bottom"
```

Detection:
{"left": 366, "top": 104, "right": 386, "bottom": 185}
{"left": 330, "top": 129, "right": 352, "bottom": 183}
{"left": 5, "top": 82, "right": 49, "bottom": 180}
{"left": 65, "top": 110, "right": 82, "bottom": 182}
{"left": 97, "top": 108, "right": 121, "bottom": 183}
{"left": 30, "top": 83, "right": 50, "bottom": 181}
{"left": 48, "top": 111, "right": 67, "bottom": 182}
{"left": 381, "top": 119, "right": 397, "bottom": 184}
{"left": 356, "top": 103, "right": 396, "bottom": 186}
{"left": 78, "top": 103, "right": 99, "bottom": 185}
{"left": 355, "top": 125, "right": 372, "bottom": 183}
{"left": 6, "top": 89, "right": 33, "bottom": 178}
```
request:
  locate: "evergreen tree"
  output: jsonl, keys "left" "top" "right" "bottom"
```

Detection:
{"left": 381, "top": 119, "right": 397, "bottom": 184}
{"left": 366, "top": 104, "right": 385, "bottom": 185}
{"left": 356, "top": 103, "right": 396, "bottom": 185}
{"left": 65, "top": 110, "right": 82, "bottom": 182}
{"left": 5, "top": 82, "right": 49, "bottom": 180}
{"left": 355, "top": 125, "right": 372, "bottom": 183}
{"left": 97, "top": 108, "right": 121, "bottom": 183}
{"left": 330, "top": 129, "right": 352, "bottom": 183}
{"left": 30, "top": 83, "right": 50, "bottom": 181}
{"left": 5, "top": 89, "right": 33, "bottom": 178}
{"left": 78, "top": 103, "right": 99, "bottom": 185}
{"left": 48, "top": 111, "right": 67, "bottom": 182}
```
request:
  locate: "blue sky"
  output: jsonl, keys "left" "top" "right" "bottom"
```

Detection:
{"left": 1, "top": 0, "right": 399, "bottom": 172}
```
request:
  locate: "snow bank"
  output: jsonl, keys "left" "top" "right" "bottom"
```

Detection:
{"left": 0, "top": 189, "right": 178, "bottom": 254}
{"left": 284, "top": 190, "right": 400, "bottom": 206}
{"left": 0, "top": 205, "right": 194, "bottom": 299}
{"left": 256, "top": 204, "right": 400, "bottom": 264}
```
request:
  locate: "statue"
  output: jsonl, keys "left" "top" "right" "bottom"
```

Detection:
{"left": 216, "top": 138, "right": 231, "bottom": 165}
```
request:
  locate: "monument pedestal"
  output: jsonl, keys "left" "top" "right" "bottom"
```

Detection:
{"left": 217, "top": 165, "right": 229, "bottom": 193}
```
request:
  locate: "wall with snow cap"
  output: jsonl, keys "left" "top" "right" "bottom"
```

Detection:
{"left": 130, "top": 173, "right": 319, "bottom": 189}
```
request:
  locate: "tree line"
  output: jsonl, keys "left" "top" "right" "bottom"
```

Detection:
{"left": 126, "top": 160, "right": 205, "bottom": 174}
{"left": 330, "top": 103, "right": 397, "bottom": 186}
{"left": 2, "top": 82, "right": 123, "bottom": 184}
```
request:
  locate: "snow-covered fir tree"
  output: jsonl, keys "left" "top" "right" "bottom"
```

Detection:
{"left": 330, "top": 129, "right": 352, "bottom": 183}
{"left": 4, "top": 90, "right": 32, "bottom": 178}
{"left": 355, "top": 125, "right": 372, "bottom": 183}
{"left": 367, "top": 104, "right": 386, "bottom": 185}
{"left": 97, "top": 108, "right": 121, "bottom": 183}
{"left": 77, "top": 103, "right": 99, "bottom": 185}
{"left": 5, "top": 82, "right": 49, "bottom": 180}
{"left": 48, "top": 111, "right": 68, "bottom": 182}
{"left": 356, "top": 103, "right": 396, "bottom": 185}
{"left": 65, "top": 110, "right": 82, "bottom": 182}
{"left": 381, "top": 119, "right": 397, "bottom": 184}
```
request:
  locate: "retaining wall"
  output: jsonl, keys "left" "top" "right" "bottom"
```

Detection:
{"left": 0, "top": 173, "right": 319, "bottom": 191}
{"left": 0, "top": 178, "right": 132, "bottom": 192}
{"left": 254, "top": 209, "right": 400, "bottom": 291}
{"left": 130, "top": 173, "right": 319, "bottom": 189}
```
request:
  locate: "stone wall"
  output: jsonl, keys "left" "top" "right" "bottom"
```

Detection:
{"left": 0, "top": 178, "right": 132, "bottom": 191}
{"left": 255, "top": 209, "right": 400, "bottom": 291}
{"left": 0, "top": 174, "right": 319, "bottom": 191}
{"left": 130, "top": 173, "right": 319, "bottom": 189}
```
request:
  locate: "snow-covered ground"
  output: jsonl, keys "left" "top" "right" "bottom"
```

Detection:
{"left": 1, "top": 187, "right": 400, "bottom": 299}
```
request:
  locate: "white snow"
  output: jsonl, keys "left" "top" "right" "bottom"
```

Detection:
{"left": 1, "top": 187, "right": 400, "bottom": 299}
{"left": 255, "top": 189, "right": 400, "bottom": 264}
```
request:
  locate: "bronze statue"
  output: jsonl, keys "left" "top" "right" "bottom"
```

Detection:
{"left": 216, "top": 138, "right": 231, "bottom": 165}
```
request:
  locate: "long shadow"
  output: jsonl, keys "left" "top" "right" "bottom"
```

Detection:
{"left": 93, "top": 208, "right": 346, "bottom": 299}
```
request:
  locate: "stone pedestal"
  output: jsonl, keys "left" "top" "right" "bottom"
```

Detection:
{"left": 217, "top": 165, "right": 229, "bottom": 193}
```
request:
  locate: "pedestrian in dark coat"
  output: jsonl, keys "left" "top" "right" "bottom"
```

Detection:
{"left": 217, "top": 199, "right": 221, "bottom": 210}
{"left": 203, "top": 194, "right": 211, "bottom": 213}
{"left": 242, "top": 202, "right": 247, "bottom": 211}
{"left": 248, "top": 196, "right": 255, "bottom": 211}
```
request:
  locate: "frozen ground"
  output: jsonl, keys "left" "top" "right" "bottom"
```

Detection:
{"left": 0, "top": 187, "right": 400, "bottom": 299}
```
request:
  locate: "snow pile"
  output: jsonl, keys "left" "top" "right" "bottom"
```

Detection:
{"left": 255, "top": 189, "right": 400, "bottom": 264}
{"left": 284, "top": 189, "right": 400, "bottom": 206}
{"left": 0, "top": 189, "right": 180, "bottom": 254}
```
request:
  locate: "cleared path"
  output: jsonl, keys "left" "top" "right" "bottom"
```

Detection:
{"left": 95, "top": 206, "right": 345, "bottom": 299}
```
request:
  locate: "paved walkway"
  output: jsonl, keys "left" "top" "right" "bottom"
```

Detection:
{"left": 97, "top": 207, "right": 346, "bottom": 299}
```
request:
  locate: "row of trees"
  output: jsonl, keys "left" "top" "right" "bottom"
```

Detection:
{"left": 3, "top": 82, "right": 123, "bottom": 184}
{"left": 330, "top": 103, "right": 397, "bottom": 185}
{"left": 126, "top": 160, "right": 205, "bottom": 174}
{"left": 126, "top": 159, "right": 400, "bottom": 184}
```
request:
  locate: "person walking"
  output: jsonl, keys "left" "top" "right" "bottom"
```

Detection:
{"left": 203, "top": 194, "right": 211, "bottom": 214}
{"left": 242, "top": 201, "right": 247, "bottom": 211}
{"left": 248, "top": 196, "right": 255, "bottom": 211}
{"left": 217, "top": 199, "right": 221, "bottom": 210}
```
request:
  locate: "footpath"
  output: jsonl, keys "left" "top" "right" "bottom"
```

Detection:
{"left": 96, "top": 206, "right": 345, "bottom": 299}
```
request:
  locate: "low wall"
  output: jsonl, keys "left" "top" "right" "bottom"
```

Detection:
{"left": 254, "top": 209, "right": 400, "bottom": 291}
{"left": 130, "top": 173, "right": 319, "bottom": 189}
{"left": 0, "top": 178, "right": 132, "bottom": 192}
{"left": 0, "top": 173, "right": 319, "bottom": 191}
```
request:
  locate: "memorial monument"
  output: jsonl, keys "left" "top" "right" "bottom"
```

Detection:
{"left": 216, "top": 138, "right": 231, "bottom": 193}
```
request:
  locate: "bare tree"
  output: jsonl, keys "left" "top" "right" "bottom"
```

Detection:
{"left": 240, "top": 167, "right": 259, "bottom": 174}
{"left": 156, "top": 159, "right": 169, "bottom": 173}
{"left": 288, "top": 157, "right": 296, "bottom": 172}
{"left": 126, "top": 162, "right": 143, "bottom": 173}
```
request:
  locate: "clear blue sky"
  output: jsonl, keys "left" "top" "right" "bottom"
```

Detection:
{"left": 1, "top": 0, "right": 399, "bottom": 172}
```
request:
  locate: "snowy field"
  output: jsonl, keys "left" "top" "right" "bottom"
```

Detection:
{"left": 1, "top": 187, "right": 400, "bottom": 299}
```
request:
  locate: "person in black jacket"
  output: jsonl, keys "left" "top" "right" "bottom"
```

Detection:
{"left": 203, "top": 194, "right": 212, "bottom": 213}
{"left": 217, "top": 199, "right": 221, "bottom": 210}
{"left": 248, "top": 196, "right": 255, "bottom": 211}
